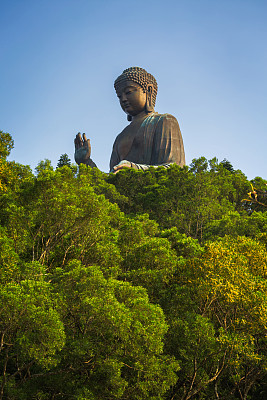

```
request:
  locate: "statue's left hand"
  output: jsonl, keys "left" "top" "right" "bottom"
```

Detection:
{"left": 112, "top": 160, "right": 132, "bottom": 174}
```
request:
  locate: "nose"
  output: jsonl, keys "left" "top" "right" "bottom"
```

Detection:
{"left": 120, "top": 92, "right": 127, "bottom": 103}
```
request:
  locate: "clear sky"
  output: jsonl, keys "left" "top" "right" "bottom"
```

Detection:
{"left": 1, "top": 0, "right": 266, "bottom": 179}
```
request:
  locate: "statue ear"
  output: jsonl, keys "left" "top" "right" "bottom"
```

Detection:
{"left": 146, "top": 85, "right": 154, "bottom": 113}
{"left": 127, "top": 114, "right": 132, "bottom": 121}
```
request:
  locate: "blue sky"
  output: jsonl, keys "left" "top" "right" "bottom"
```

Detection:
{"left": 1, "top": 0, "right": 266, "bottom": 179}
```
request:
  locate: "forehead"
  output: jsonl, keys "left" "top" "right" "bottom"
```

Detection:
{"left": 115, "top": 80, "right": 142, "bottom": 95}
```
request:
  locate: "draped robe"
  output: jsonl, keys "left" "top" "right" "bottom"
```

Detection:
{"left": 109, "top": 112, "right": 185, "bottom": 172}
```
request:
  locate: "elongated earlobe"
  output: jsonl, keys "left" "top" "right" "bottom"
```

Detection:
{"left": 127, "top": 114, "right": 132, "bottom": 121}
{"left": 145, "top": 85, "right": 154, "bottom": 113}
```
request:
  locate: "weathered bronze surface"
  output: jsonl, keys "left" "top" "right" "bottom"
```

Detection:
{"left": 74, "top": 67, "right": 185, "bottom": 172}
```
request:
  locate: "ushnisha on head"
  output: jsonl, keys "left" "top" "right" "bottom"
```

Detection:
{"left": 114, "top": 67, "right": 158, "bottom": 120}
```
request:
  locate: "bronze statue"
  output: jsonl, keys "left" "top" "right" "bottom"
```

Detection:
{"left": 74, "top": 67, "right": 185, "bottom": 173}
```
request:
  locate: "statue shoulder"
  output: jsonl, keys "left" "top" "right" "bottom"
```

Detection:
{"left": 153, "top": 113, "right": 180, "bottom": 130}
{"left": 156, "top": 113, "right": 179, "bottom": 122}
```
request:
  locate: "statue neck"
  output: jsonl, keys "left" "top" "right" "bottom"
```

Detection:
{"left": 131, "top": 110, "right": 154, "bottom": 122}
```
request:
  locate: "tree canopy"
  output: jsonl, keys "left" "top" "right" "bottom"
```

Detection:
{"left": 0, "top": 131, "right": 267, "bottom": 399}
{"left": 57, "top": 153, "right": 71, "bottom": 169}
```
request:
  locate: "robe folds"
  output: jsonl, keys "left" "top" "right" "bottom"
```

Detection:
{"left": 109, "top": 112, "right": 185, "bottom": 172}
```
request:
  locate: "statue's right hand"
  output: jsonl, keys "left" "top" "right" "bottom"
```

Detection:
{"left": 74, "top": 132, "right": 91, "bottom": 165}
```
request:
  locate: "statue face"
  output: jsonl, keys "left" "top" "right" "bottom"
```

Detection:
{"left": 116, "top": 81, "right": 147, "bottom": 116}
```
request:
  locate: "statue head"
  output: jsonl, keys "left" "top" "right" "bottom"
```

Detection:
{"left": 114, "top": 67, "right": 158, "bottom": 120}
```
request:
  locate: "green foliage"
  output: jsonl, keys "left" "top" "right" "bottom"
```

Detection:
{"left": 35, "top": 159, "right": 54, "bottom": 175}
{"left": 163, "top": 235, "right": 267, "bottom": 399}
{"left": 107, "top": 159, "right": 250, "bottom": 240}
{"left": 0, "top": 131, "right": 14, "bottom": 159}
{"left": 220, "top": 158, "right": 234, "bottom": 172}
{"left": 53, "top": 261, "right": 178, "bottom": 399}
{"left": 57, "top": 153, "right": 71, "bottom": 168}
{"left": 0, "top": 135, "right": 267, "bottom": 399}
{"left": 205, "top": 210, "right": 267, "bottom": 242}
{"left": 243, "top": 177, "right": 267, "bottom": 212}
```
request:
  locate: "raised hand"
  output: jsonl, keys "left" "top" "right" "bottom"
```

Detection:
{"left": 74, "top": 132, "right": 91, "bottom": 165}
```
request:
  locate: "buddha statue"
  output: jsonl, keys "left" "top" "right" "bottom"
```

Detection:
{"left": 74, "top": 67, "right": 185, "bottom": 173}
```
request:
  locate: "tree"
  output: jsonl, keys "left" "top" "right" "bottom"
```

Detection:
{"left": 165, "top": 235, "right": 267, "bottom": 400}
{"left": 57, "top": 153, "right": 71, "bottom": 168}
{"left": 242, "top": 179, "right": 267, "bottom": 212}
{"left": 107, "top": 160, "right": 250, "bottom": 240}
{"left": 0, "top": 162, "right": 179, "bottom": 399}
{"left": 220, "top": 158, "right": 234, "bottom": 172}
{"left": 51, "top": 261, "right": 178, "bottom": 399}
{"left": 35, "top": 159, "right": 54, "bottom": 175}
{"left": 0, "top": 131, "right": 14, "bottom": 160}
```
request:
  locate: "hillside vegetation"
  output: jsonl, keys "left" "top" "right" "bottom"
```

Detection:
{"left": 0, "top": 130, "right": 267, "bottom": 400}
